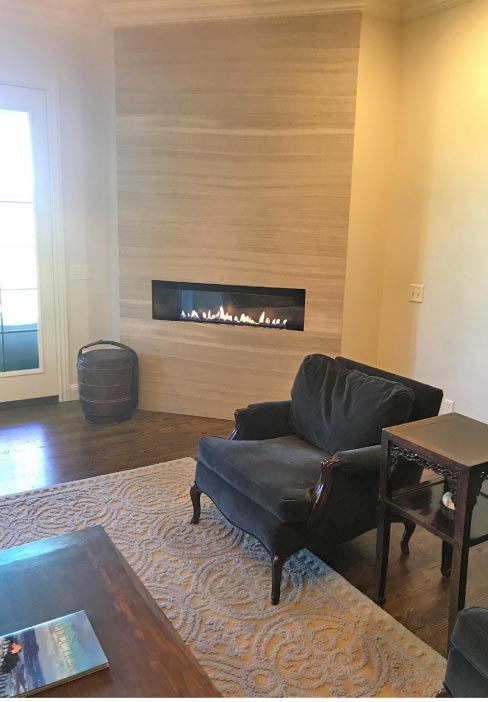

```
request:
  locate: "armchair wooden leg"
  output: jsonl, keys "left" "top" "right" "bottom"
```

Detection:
{"left": 436, "top": 685, "right": 451, "bottom": 698}
{"left": 190, "top": 483, "right": 202, "bottom": 524}
{"left": 271, "top": 554, "right": 285, "bottom": 605}
{"left": 400, "top": 520, "right": 416, "bottom": 555}
{"left": 441, "top": 541, "right": 453, "bottom": 578}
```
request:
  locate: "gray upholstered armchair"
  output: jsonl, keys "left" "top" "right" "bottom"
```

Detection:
{"left": 439, "top": 607, "right": 488, "bottom": 697}
{"left": 190, "top": 355, "right": 443, "bottom": 604}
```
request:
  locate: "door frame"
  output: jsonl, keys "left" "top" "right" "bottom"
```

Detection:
{"left": 0, "top": 77, "right": 70, "bottom": 401}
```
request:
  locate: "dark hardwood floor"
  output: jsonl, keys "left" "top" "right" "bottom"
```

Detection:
{"left": 0, "top": 401, "right": 232, "bottom": 495}
{"left": 1, "top": 400, "right": 488, "bottom": 656}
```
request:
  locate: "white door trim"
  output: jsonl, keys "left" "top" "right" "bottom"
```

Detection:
{"left": 0, "top": 77, "right": 70, "bottom": 401}
{"left": 45, "top": 81, "right": 70, "bottom": 402}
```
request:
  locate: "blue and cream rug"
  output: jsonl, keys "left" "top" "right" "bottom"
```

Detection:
{"left": 0, "top": 458, "right": 445, "bottom": 697}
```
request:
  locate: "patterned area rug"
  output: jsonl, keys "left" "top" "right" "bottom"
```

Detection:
{"left": 0, "top": 459, "right": 445, "bottom": 697}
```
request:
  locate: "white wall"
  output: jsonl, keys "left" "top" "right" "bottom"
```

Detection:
{"left": 342, "top": 14, "right": 401, "bottom": 364}
{"left": 0, "top": 0, "right": 118, "bottom": 394}
{"left": 378, "top": 0, "right": 488, "bottom": 421}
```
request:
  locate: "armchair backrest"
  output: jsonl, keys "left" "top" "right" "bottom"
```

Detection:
{"left": 335, "top": 357, "right": 443, "bottom": 422}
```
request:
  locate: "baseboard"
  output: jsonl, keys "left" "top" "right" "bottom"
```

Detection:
{"left": 68, "top": 383, "right": 80, "bottom": 401}
{"left": 0, "top": 395, "right": 59, "bottom": 411}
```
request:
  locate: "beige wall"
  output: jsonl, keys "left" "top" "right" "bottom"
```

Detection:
{"left": 0, "top": 1, "right": 118, "bottom": 394}
{"left": 378, "top": 0, "right": 488, "bottom": 420}
{"left": 110, "top": 0, "right": 488, "bottom": 424}
{"left": 116, "top": 12, "right": 361, "bottom": 419}
{"left": 342, "top": 14, "right": 401, "bottom": 364}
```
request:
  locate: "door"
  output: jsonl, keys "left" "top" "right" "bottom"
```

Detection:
{"left": 0, "top": 84, "right": 58, "bottom": 402}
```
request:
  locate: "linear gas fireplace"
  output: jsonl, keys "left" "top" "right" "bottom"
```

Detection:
{"left": 152, "top": 281, "right": 306, "bottom": 331}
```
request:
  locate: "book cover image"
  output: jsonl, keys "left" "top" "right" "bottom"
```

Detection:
{"left": 0, "top": 611, "right": 108, "bottom": 697}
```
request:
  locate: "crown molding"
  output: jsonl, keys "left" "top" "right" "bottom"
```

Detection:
{"left": 99, "top": 0, "right": 474, "bottom": 27}
{"left": 99, "top": 0, "right": 367, "bottom": 27}
{"left": 401, "top": 0, "right": 475, "bottom": 22}
{"left": 1, "top": 0, "right": 475, "bottom": 29}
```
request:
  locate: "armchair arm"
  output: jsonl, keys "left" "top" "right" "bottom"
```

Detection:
{"left": 307, "top": 445, "right": 424, "bottom": 539}
{"left": 229, "top": 400, "right": 292, "bottom": 441}
{"left": 334, "top": 445, "right": 423, "bottom": 489}
{"left": 308, "top": 456, "right": 340, "bottom": 526}
{"left": 335, "top": 445, "right": 382, "bottom": 477}
{"left": 308, "top": 446, "right": 381, "bottom": 526}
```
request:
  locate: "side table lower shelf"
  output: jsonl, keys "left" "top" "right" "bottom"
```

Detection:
{"left": 389, "top": 479, "right": 488, "bottom": 547}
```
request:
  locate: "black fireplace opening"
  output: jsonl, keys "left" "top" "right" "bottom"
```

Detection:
{"left": 152, "top": 280, "right": 306, "bottom": 331}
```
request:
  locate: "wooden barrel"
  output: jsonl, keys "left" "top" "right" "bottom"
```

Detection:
{"left": 77, "top": 340, "right": 139, "bottom": 424}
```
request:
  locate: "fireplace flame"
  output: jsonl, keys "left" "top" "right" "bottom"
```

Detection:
{"left": 180, "top": 306, "right": 288, "bottom": 328}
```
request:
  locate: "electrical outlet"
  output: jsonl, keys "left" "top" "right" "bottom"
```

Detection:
{"left": 440, "top": 398, "right": 455, "bottom": 414}
{"left": 409, "top": 283, "right": 424, "bottom": 303}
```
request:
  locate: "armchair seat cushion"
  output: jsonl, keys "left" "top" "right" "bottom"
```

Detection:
{"left": 197, "top": 435, "right": 328, "bottom": 524}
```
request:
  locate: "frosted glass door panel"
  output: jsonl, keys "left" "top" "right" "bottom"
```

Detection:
{"left": 0, "top": 109, "right": 40, "bottom": 373}
{"left": 0, "top": 84, "right": 59, "bottom": 401}
{"left": 0, "top": 109, "right": 34, "bottom": 202}
{"left": 0, "top": 203, "right": 38, "bottom": 290}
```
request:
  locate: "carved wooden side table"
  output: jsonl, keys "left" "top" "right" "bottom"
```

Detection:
{"left": 374, "top": 413, "right": 488, "bottom": 653}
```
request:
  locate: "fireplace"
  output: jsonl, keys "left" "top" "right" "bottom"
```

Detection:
{"left": 152, "top": 281, "right": 306, "bottom": 331}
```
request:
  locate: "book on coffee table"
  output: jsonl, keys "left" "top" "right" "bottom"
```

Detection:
{"left": 0, "top": 611, "right": 108, "bottom": 698}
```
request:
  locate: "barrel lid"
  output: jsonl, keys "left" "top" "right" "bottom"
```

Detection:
{"left": 78, "top": 348, "right": 134, "bottom": 369}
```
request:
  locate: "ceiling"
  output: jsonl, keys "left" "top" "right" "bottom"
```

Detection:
{"left": 400, "top": 0, "right": 473, "bottom": 21}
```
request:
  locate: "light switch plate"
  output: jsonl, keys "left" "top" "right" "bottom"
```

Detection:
{"left": 409, "top": 283, "right": 424, "bottom": 303}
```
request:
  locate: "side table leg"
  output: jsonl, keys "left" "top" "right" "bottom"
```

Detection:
{"left": 448, "top": 538, "right": 469, "bottom": 647}
{"left": 447, "top": 469, "right": 480, "bottom": 653}
{"left": 374, "top": 501, "right": 391, "bottom": 605}
{"left": 441, "top": 541, "right": 453, "bottom": 578}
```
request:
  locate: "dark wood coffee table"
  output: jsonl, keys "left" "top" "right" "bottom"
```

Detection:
{"left": 0, "top": 526, "right": 220, "bottom": 697}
